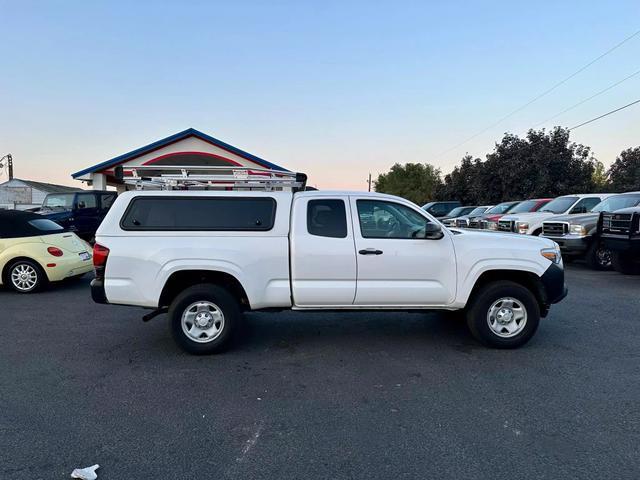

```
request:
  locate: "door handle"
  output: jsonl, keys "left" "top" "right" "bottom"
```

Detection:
{"left": 359, "top": 248, "right": 383, "bottom": 255}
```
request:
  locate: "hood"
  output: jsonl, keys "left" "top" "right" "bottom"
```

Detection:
{"left": 545, "top": 212, "right": 597, "bottom": 224}
{"left": 608, "top": 206, "right": 640, "bottom": 214}
{"left": 454, "top": 227, "right": 555, "bottom": 247}
{"left": 34, "top": 209, "right": 73, "bottom": 222}
{"left": 501, "top": 211, "right": 554, "bottom": 223}
{"left": 483, "top": 214, "right": 504, "bottom": 222}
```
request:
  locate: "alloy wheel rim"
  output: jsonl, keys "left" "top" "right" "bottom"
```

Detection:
{"left": 181, "top": 301, "right": 225, "bottom": 343}
{"left": 486, "top": 297, "right": 527, "bottom": 338}
{"left": 596, "top": 247, "right": 612, "bottom": 268}
{"left": 10, "top": 264, "right": 38, "bottom": 291}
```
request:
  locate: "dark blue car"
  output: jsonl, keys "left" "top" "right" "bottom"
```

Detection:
{"left": 35, "top": 191, "right": 117, "bottom": 242}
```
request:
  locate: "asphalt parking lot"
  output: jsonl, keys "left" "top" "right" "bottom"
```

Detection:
{"left": 1, "top": 264, "right": 639, "bottom": 480}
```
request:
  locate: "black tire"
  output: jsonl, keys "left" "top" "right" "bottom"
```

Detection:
{"left": 611, "top": 251, "right": 640, "bottom": 275}
{"left": 466, "top": 281, "right": 540, "bottom": 349}
{"left": 585, "top": 242, "right": 612, "bottom": 271}
{"left": 168, "top": 283, "right": 242, "bottom": 354}
{"left": 4, "top": 259, "right": 46, "bottom": 293}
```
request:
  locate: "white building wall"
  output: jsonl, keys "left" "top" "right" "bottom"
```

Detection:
{"left": 0, "top": 179, "right": 68, "bottom": 209}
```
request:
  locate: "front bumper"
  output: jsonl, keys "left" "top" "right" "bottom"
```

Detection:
{"left": 541, "top": 263, "right": 568, "bottom": 305}
{"left": 602, "top": 235, "right": 640, "bottom": 254}
{"left": 543, "top": 234, "right": 591, "bottom": 256}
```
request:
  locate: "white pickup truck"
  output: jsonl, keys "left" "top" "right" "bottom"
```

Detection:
{"left": 91, "top": 190, "right": 567, "bottom": 354}
{"left": 499, "top": 193, "right": 610, "bottom": 235}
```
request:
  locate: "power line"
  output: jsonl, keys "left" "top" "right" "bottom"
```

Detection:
{"left": 433, "top": 28, "right": 640, "bottom": 159}
{"left": 533, "top": 67, "right": 640, "bottom": 127}
{"left": 569, "top": 98, "right": 640, "bottom": 130}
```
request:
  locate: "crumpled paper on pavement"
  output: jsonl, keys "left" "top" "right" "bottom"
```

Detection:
{"left": 71, "top": 464, "right": 100, "bottom": 480}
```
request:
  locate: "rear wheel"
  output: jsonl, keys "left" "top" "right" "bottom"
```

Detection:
{"left": 168, "top": 284, "right": 242, "bottom": 354}
{"left": 5, "top": 259, "right": 46, "bottom": 293}
{"left": 586, "top": 242, "right": 612, "bottom": 270}
{"left": 466, "top": 281, "right": 540, "bottom": 348}
{"left": 611, "top": 251, "right": 640, "bottom": 275}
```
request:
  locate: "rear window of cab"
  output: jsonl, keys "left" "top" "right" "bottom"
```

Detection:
{"left": 0, "top": 218, "right": 64, "bottom": 239}
{"left": 120, "top": 197, "right": 277, "bottom": 231}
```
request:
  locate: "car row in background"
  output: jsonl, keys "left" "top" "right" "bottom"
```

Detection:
{"left": 0, "top": 210, "right": 93, "bottom": 293}
{"left": 431, "top": 192, "right": 640, "bottom": 274}
{"left": 0, "top": 190, "right": 116, "bottom": 294}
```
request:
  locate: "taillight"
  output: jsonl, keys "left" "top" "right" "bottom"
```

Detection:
{"left": 93, "top": 243, "right": 110, "bottom": 279}
{"left": 47, "top": 246, "right": 64, "bottom": 257}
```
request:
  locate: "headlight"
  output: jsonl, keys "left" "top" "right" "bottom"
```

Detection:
{"left": 569, "top": 224, "right": 587, "bottom": 236}
{"left": 516, "top": 222, "right": 529, "bottom": 234}
{"left": 486, "top": 221, "right": 498, "bottom": 230}
{"left": 541, "top": 245, "right": 562, "bottom": 264}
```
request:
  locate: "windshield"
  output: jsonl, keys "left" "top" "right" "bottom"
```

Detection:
{"left": 509, "top": 200, "right": 541, "bottom": 213}
{"left": 468, "top": 206, "right": 488, "bottom": 216}
{"left": 592, "top": 194, "right": 640, "bottom": 213}
{"left": 42, "top": 194, "right": 75, "bottom": 209}
{"left": 446, "top": 206, "right": 469, "bottom": 217}
{"left": 486, "top": 202, "right": 517, "bottom": 214}
{"left": 540, "top": 196, "right": 578, "bottom": 214}
{"left": 27, "top": 219, "right": 64, "bottom": 232}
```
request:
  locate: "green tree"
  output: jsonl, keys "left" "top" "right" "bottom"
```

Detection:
{"left": 437, "top": 155, "right": 483, "bottom": 204}
{"left": 441, "top": 127, "right": 598, "bottom": 204}
{"left": 374, "top": 162, "right": 443, "bottom": 205}
{"left": 608, "top": 147, "right": 640, "bottom": 192}
{"left": 592, "top": 160, "right": 609, "bottom": 190}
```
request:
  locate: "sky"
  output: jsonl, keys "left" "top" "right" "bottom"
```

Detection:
{"left": 1, "top": 0, "right": 639, "bottom": 190}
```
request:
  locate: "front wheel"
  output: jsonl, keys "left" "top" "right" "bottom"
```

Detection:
{"left": 466, "top": 281, "right": 540, "bottom": 348}
{"left": 586, "top": 242, "right": 612, "bottom": 270}
{"left": 168, "top": 284, "right": 242, "bottom": 354}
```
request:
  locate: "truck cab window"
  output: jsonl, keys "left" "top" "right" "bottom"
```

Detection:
{"left": 76, "top": 194, "right": 97, "bottom": 210}
{"left": 357, "top": 200, "right": 428, "bottom": 239}
{"left": 100, "top": 194, "right": 116, "bottom": 210}
{"left": 571, "top": 197, "right": 600, "bottom": 213}
{"left": 307, "top": 199, "right": 347, "bottom": 238}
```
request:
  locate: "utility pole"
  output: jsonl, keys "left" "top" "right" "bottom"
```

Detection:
{"left": 0, "top": 154, "right": 13, "bottom": 180}
{"left": 367, "top": 172, "right": 372, "bottom": 192}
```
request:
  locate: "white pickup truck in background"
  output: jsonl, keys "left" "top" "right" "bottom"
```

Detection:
{"left": 91, "top": 189, "right": 567, "bottom": 354}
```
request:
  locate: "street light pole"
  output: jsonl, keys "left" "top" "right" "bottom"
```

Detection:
{"left": 0, "top": 154, "right": 13, "bottom": 180}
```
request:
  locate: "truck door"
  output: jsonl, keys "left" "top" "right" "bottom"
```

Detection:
{"left": 74, "top": 193, "right": 100, "bottom": 239}
{"left": 290, "top": 196, "right": 357, "bottom": 306}
{"left": 349, "top": 197, "right": 456, "bottom": 306}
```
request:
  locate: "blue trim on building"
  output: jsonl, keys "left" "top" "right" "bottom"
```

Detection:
{"left": 71, "top": 128, "right": 289, "bottom": 178}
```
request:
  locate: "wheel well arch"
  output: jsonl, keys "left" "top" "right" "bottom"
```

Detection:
{"left": 159, "top": 270, "right": 250, "bottom": 310}
{"left": 468, "top": 269, "right": 546, "bottom": 313}
{"left": 2, "top": 256, "right": 45, "bottom": 284}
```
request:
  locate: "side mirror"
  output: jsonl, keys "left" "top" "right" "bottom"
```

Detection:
{"left": 424, "top": 222, "right": 444, "bottom": 240}
{"left": 571, "top": 206, "right": 587, "bottom": 214}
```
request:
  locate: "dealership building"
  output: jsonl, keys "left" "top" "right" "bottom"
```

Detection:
{"left": 72, "top": 128, "right": 289, "bottom": 191}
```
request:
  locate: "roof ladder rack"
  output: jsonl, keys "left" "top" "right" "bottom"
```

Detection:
{"left": 115, "top": 165, "right": 307, "bottom": 192}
